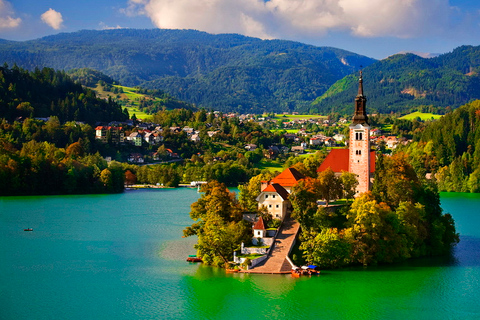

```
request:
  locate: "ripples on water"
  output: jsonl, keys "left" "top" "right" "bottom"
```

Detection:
{"left": 1, "top": 190, "right": 480, "bottom": 319}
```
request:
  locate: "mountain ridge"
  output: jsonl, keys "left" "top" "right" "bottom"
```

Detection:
{"left": 0, "top": 28, "right": 376, "bottom": 113}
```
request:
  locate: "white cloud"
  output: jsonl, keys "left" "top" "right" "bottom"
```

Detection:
{"left": 41, "top": 8, "right": 64, "bottom": 30}
{"left": 124, "top": 0, "right": 458, "bottom": 39}
{"left": 0, "top": 0, "right": 22, "bottom": 30}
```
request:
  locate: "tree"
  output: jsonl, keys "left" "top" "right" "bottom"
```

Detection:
{"left": 100, "top": 168, "right": 113, "bottom": 191}
{"left": 238, "top": 172, "right": 275, "bottom": 212}
{"left": 340, "top": 171, "right": 358, "bottom": 202}
{"left": 125, "top": 170, "right": 137, "bottom": 186}
{"left": 300, "top": 228, "right": 352, "bottom": 268}
{"left": 184, "top": 180, "right": 250, "bottom": 267}
{"left": 317, "top": 168, "right": 342, "bottom": 206}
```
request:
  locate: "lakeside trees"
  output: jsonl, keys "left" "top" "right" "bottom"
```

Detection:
{"left": 0, "top": 139, "right": 124, "bottom": 195}
{"left": 183, "top": 181, "right": 251, "bottom": 267}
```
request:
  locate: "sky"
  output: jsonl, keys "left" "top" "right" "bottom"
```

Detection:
{"left": 0, "top": 0, "right": 479, "bottom": 59}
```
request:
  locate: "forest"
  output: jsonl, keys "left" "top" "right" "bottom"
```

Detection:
{"left": 0, "top": 65, "right": 128, "bottom": 124}
{"left": 398, "top": 99, "right": 480, "bottom": 192}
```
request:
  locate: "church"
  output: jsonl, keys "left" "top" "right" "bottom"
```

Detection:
{"left": 256, "top": 71, "right": 375, "bottom": 220}
{"left": 317, "top": 71, "right": 375, "bottom": 195}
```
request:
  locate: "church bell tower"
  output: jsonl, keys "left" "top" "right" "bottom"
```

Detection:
{"left": 349, "top": 70, "right": 371, "bottom": 195}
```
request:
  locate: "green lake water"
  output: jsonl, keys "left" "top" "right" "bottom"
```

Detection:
{"left": 1, "top": 189, "right": 479, "bottom": 319}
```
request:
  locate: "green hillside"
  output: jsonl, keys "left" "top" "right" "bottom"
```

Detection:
{"left": 0, "top": 29, "right": 375, "bottom": 114}
{"left": 312, "top": 46, "right": 480, "bottom": 114}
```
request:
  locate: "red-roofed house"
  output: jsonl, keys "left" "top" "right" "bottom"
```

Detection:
{"left": 263, "top": 167, "right": 305, "bottom": 193}
{"left": 257, "top": 181, "right": 295, "bottom": 220}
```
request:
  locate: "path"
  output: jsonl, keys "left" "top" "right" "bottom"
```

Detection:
{"left": 243, "top": 216, "right": 300, "bottom": 274}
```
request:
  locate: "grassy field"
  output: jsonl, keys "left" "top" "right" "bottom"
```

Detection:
{"left": 93, "top": 84, "right": 151, "bottom": 120}
{"left": 114, "top": 85, "right": 153, "bottom": 120}
{"left": 269, "top": 129, "right": 299, "bottom": 133}
{"left": 399, "top": 111, "right": 442, "bottom": 121}
{"left": 256, "top": 160, "right": 284, "bottom": 173}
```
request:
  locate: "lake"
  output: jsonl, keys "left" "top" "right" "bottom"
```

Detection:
{"left": 1, "top": 189, "right": 479, "bottom": 319}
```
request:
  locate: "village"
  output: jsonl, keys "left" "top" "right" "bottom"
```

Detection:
{"left": 93, "top": 110, "right": 408, "bottom": 165}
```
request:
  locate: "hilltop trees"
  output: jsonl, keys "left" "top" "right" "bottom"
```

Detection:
{"left": 0, "top": 65, "right": 127, "bottom": 124}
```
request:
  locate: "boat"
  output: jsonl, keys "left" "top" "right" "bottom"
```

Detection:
{"left": 291, "top": 266, "right": 320, "bottom": 277}
{"left": 226, "top": 268, "right": 240, "bottom": 273}
{"left": 186, "top": 255, "right": 203, "bottom": 262}
{"left": 24, "top": 228, "right": 33, "bottom": 231}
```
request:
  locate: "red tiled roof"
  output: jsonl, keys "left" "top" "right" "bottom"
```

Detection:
{"left": 317, "top": 149, "right": 375, "bottom": 173}
{"left": 263, "top": 183, "right": 289, "bottom": 200}
{"left": 271, "top": 167, "right": 305, "bottom": 187}
{"left": 253, "top": 216, "right": 265, "bottom": 230}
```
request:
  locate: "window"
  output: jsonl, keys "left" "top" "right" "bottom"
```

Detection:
{"left": 269, "top": 205, "right": 272, "bottom": 208}
{"left": 355, "top": 132, "right": 363, "bottom": 140}
{"left": 257, "top": 231, "right": 261, "bottom": 236}
{"left": 272, "top": 195, "right": 275, "bottom": 199}
{"left": 276, "top": 205, "right": 279, "bottom": 208}
{"left": 265, "top": 195, "right": 268, "bottom": 199}
{"left": 356, "top": 150, "right": 362, "bottom": 155}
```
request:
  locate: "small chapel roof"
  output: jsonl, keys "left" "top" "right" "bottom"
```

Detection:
{"left": 253, "top": 216, "right": 266, "bottom": 230}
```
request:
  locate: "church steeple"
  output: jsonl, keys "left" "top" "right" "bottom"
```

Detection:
{"left": 352, "top": 70, "right": 369, "bottom": 125}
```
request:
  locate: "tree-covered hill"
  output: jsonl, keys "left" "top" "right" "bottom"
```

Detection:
{"left": 312, "top": 46, "right": 480, "bottom": 115}
{"left": 0, "top": 29, "right": 375, "bottom": 113}
{"left": 67, "top": 68, "right": 195, "bottom": 115}
{"left": 0, "top": 65, "right": 128, "bottom": 123}
{"left": 398, "top": 99, "right": 480, "bottom": 193}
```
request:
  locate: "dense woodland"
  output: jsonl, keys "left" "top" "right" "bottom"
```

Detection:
{"left": 313, "top": 46, "right": 480, "bottom": 114}
{"left": 0, "top": 29, "right": 375, "bottom": 114}
{"left": 398, "top": 100, "right": 480, "bottom": 192}
{"left": 0, "top": 65, "right": 128, "bottom": 124}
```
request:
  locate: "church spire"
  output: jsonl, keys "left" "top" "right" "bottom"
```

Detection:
{"left": 352, "top": 69, "right": 369, "bottom": 125}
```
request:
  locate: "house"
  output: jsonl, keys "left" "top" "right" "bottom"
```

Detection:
{"left": 309, "top": 137, "right": 323, "bottom": 146}
{"left": 385, "top": 136, "right": 400, "bottom": 149}
{"left": 333, "top": 134, "right": 345, "bottom": 142}
{"left": 128, "top": 153, "right": 144, "bottom": 163}
{"left": 207, "top": 131, "right": 218, "bottom": 138}
{"left": 261, "top": 167, "right": 305, "bottom": 193}
{"left": 95, "top": 126, "right": 125, "bottom": 144}
{"left": 128, "top": 132, "right": 143, "bottom": 146}
{"left": 265, "top": 146, "right": 280, "bottom": 159}
{"left": 191, "top": 133, "right": 200, "bottom": 142}
{"left": 245, "top": 144, "right": 257, "bottom": 151}
{"left": 144, "top": 132, "right": 156, "bottom": 144}
{"left": 324, "top": 137, "right": 336, "bottom": 147}
{"left": 284, "top": 133, "right": 297, "bottom": 140}
{"left": 256, "top": 183, "right": 291, "bottom": 220}
{"left": 291, "top": 145, "right": 304, "bottom": 154}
